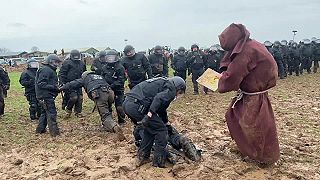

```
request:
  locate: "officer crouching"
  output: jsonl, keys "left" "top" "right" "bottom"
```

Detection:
{"left": 60, "top": 71, "right": 125, "bottom": 141}
{"left": 123, "top": 76, "right": 200, "bottom": 168}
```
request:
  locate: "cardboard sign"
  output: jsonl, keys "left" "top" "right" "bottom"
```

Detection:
{"left": 196, "top": 68, "right": 222, "bottom": 91}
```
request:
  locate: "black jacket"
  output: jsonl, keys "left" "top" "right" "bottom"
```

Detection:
{"left": 19, "top": 68, "right": 37, "bottom": 95}
{"left": 61, "top": 73, "right": 110, "bottom": 100}
{"left": 186, "top": 50, "right": 207, "bottom": 70}
{"left": 0, "top": 67, "right": 10, "bottom": 89}
{"left": 125, "top": 77, "right": 176, "bottom": 123}
{"left": 35, "top": 64, "right": 59, "bottom": 99}
{"left": 101, "top": 61, "right": 126, "bottom": 91}
{"left": 121, "top": 53, "right": 153, "bottom": 83}
{"left": 171, "top": 54, "right": 187, "bottom": 71}
{"left": 91, "top": 58, "right": 108, "bottom": 75}
{"left": 58, "top": 59, "right": 86, "bottom": 84}
{"left": 206, "top": 51, "right": 220, "bottom": 71}
{"left": 148, "top": 54, "right": 168, "bottom": 77}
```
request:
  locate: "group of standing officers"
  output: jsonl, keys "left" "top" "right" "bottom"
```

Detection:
{"left": 264, "top": 38, "right": 320, "bottom": 78}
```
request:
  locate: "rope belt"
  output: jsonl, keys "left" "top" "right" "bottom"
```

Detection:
{"left": 231, "top": 89, "right": 269, "bottom": 109}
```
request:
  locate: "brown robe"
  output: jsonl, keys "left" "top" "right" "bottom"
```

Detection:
{"left": 218, "top": 23, "right": 280, "bottom": 164}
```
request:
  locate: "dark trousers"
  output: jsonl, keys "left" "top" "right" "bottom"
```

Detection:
{"left": 276, "top": 59, "right": 285, "bottom": 78}
{"left": 313, "top": 59, "right": 319, "bottom": 73}
{"left": 0, "top": 86, "right": 5, "bottom": 116}
{"left": 26, "top": 94, "right": 41, "bottom": 120}
{"left": 66, "top": 89, "right": 83, "bottom": 114}
{"left": 191, "top": 68, "right": 204, "bottom": 93}
{"left": 114, "top": 90, "right": 125, "bottom": 123}
{"left": 288, "top": 58, "right": 300, "bottom": 76}
{"left": 36, "top": 97, "right": 60, "bottom": 137}
{"left": 123, "top": 98, "right": 168, "bottom": 165}
{"left": 300, "top": 57, "right": 312, "bottom": 74}
{"left": 174, "top": 70, "right": 187, "bottom": 81}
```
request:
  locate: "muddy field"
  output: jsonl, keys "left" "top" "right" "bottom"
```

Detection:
{"left": 0, "top": 72, "right": 319, "bottom": 180}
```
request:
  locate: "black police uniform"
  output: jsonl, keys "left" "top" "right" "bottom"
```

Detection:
{"left": 312, "top": 44, "right": 320, "bottom": 73}
{"left": 299, "top": 44, "right": 313, "bottom": 74}
{"left": 171, "top": 54, "right": 187, "bottom": 80}
{"left": 58, "top": 59, "right": 86, "bottom": 115}
{"left": 122, "top": 77, "right": 176, "bottom": 167}
{"left": 91, "top": 58, "right": 107, "bottom": 75}
{"left": 288, "top": 46, "right": 301, "bottom": 76}
{"left": 121, "top": 53, "right": 153, "bottom": 89}
{"left": 19, "top": 68, "right": 41, "bottom": 119}
{"left": 280, "top": 45, "right": 289, "bottom": 77}
{"left": 61, "top": 73, "right": 117, "bottom": 131}
{"left": 101, "top": 61, "right": 126, "bottom": 124}
{"left": 35, "top": 64, "right": 60, "bottom": 136}
{"left": 187, "top": 50, "right": 207, "bottom": 94}
{"left": 270, "top": 47, "right": 285, "bottom": 79}
{"left": 148, "top": 53, "right": 168, "bottom": 77}
{"left": 0, "top": 67, "right": 10, "bottom": 116}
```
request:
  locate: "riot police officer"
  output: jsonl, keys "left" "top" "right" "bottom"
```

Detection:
{"left": 313, "top": 39, "right": 320, "bottom": 73}
{"left": 91, "top": 50, "right": 107, "bottom": 75}
{"left": 148, "top": 45, "right": 168, "bottom": 77}
{"left": 101, "top": 50, "right": 126, "bottom": 124}
{"left": 264, "top": 41, "right": 273, "bottom": 53}
{"left": 121, "top": 45, "right": 153, "bottom": 89}
{"left": 19, "top": 58, "right": 41, "bottom": 120}
{"left": 58, "top": 49, "right": 86, "bottom": 118}
{"left": 171, "top": 47, "right": 188, "bottom": 81}
{"left": 272, "top": 41, "right": 286, "bottom": 79}
{"left": 280, "top": 40, "right": 289, "bottom": 77}
{"left": 123, "top": 77, "right": 194, "bottom": 167}
{"left": 288, "top": 42, "right": 301, "bottom": 76}
{"left": 35, "top": 54, "right": 62, "bottom": 137}
{"left": 300, "top": 39, "right": 313, "bottom": 74}
{"left": 187, "top": 44, "right": 207, "bottom": 94}
{"left": 0, "top": 65, "right": 10, "bottom": 116}
{"left": 59, "top": 72, "right": 125, "bottom": 140}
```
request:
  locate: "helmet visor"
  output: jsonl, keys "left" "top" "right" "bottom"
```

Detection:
{"left": 126, "top": 49, "right": 136, "bottom": 57}
{"left": 106, "top": 55, "right": 118, "bottom": 63}
{"left": 29, "top": 62, "right": 39, "bottom": 69}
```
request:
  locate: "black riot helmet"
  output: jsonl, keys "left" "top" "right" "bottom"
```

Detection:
{"left": 43, "top": 54, "right": 62, "bottom": 68}
{"left": 191, "top": 44, "right": 199, "bottom": 51}
{"left": 178, "top": 46, "right": 186, "bottom": 55}
{"left": 70, "top": 49, "right": 81, "bottom": 61}
{"left": 123, "top": 45, "right": 136, "bottom": 57}
{"left": 315, "top": 39, "right": 320, "bottom": 44}
{"left": 169, "top": 76, "right": 186, "bottom": 94}
{"left": 105, "top": 49, "right": 119, "bottom": 63}
{"left": 154, "top": 45, "right": 163, "bottom": 55}
{"left": 280, "top": 40, "right": 288, "bottom": 46}
{"left": 98, "top": 51, "right": 107, "bottom": 62}
{"left": 264, "top": 41, "right": 273, "bottom": 47}
{"left": 27, "top": 58, "right": 39, "bottom": 69}
{"left": 303, "top": 39, "right": 311, "bottom": 45}
{"left": 273, "top": 41, "right": 281, "bottom": 48}
{"left": 292, "top": 42, "right": 298, "bottom": 48}
{"left": 311, "top": 37, "right": 317, "bottom": 42}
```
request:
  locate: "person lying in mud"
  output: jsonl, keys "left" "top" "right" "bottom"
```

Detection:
{"left": 217, "top": 23, "right": 280, "bottom": 165}
{"left": 122, "top": 76, "right": 201, "bottom": 168}
{"left": 59, "top": 71, "right": 125, "bottom": 141}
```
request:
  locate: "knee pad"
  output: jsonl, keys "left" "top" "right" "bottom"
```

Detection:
{"left": 102, "top": 116, "right": 117, "bottom": 132}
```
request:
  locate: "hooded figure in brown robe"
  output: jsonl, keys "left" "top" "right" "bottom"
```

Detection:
{"left": 218, "top": 23, "right": 280, "bottom": 164}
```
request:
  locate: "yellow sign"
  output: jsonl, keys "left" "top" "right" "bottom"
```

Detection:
{"left": 196, "top": 68, "right": 221, "bottom": 91}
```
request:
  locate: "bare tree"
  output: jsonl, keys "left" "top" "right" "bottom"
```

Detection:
{"left": 31, "top": 46, "right": 39, "bottom": 52}
{"left": 0, "top": 48, "right": 10, "bottom": 54}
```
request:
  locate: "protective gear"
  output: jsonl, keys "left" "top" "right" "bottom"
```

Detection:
{"left": 168, "top": 76, "right": 186, "bottom": 94}
{"left": 264, "top": 41, "right": 273, "bottom": 47}
{"left": 81, "top": 71, "right": 94, "bottom": 79}
{"left": 273, "top": 41, "right": 281, "bottom": 47}
{"left": 98, "top": 51, "right": 107, "bottom": 58}
{"left": 191, "top": 44, "right": 199, "bottom": 51}
{"left": 315, "top": 39, "right": 320, "bottom": 44}
{"left": 70, "top": 49, "right": 81, "bottom": 61}
{"left": 280, "top": 40, "right": 288, "bottom": 46}
{"left": 303, "top": 39, "right": 311, "bottom": 45}
{"left": 154, "top": 45, "right": 163, "bottom": 55}
{"left": 43, "top": 54, "right": 62, "bottom": 69}
{"left": 178, "top": 47, "right": 186, "bottom": 55}
{"left": 288, "top": 40, "right": 294, "bottom": 45}
{"left": 27, "top": 58, "right": 39, "bottom": 69}
{"left": 292, "top": 42, "right": 298, "bottom": 48}
{"left": 105, "top": 49, "right": 119, "bottom": 63}
{"left": 137, "top": 115, "right": 149, "bottom": 128}
{"left": 123, "top": 45, "right": 136, "bottom": 57}
{"left": 311, "top": 37, "right": 317, "bottom": 42}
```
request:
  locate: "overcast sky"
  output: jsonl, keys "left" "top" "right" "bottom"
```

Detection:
{"left": 1, "top": 0, "right": 320, "bottom": 52}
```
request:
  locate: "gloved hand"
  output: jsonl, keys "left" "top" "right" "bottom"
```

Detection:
{"left": 58, "top": 84, "right": 67, "bottom": 92}
{"left": 3, "top": 85, "right": 9, "bottom": 90}
{"left": 137, "top": 115, "right": 149, "bottom": 128}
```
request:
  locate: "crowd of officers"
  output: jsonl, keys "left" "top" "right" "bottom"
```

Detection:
{"left": 0, "top": 38, "right": 317, "bottom": 168}
{"left": 264, "top": 38, "right": 320, "bottom": 78}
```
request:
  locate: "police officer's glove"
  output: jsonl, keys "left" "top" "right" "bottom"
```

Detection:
{"left": 188, "top": 70, "right": 191, "bottom": 76}
{"left": 58, "top": 84, "right": 67, "bottom": 92}
{"left": 137, "top": 115, "right": 149, "bottom": 128}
